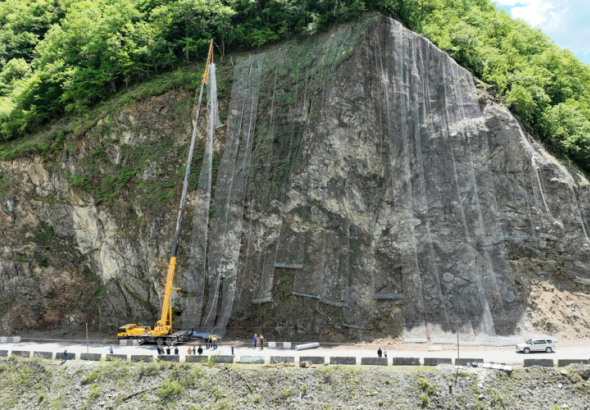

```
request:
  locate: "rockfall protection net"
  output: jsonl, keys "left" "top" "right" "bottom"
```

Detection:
{"left": 183, "top": 64, "right": 222, "bottom": 331}
{"left": 198, "top": 55, "right": 265, "bottom": 336}
{"left": 182, "top": 17, "right": 530, "bottom": 341}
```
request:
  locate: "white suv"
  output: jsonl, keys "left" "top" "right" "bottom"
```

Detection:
{"left": 516, "top": 338, "right": 556, "bottom": 354}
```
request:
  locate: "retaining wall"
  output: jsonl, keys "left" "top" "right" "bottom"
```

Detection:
{"left": 393, "top": 357, "right": 420, "bottom": 366}
{"left": 80, "top": 353, "right": 102, "bottom": 361}
{"left": 424, "top": 358, "right": 452, "bottom": 366}
{"left": 241, "top": 356, "right": 265, "bottom": 364}
{"left": 11, "top": 350, "right": 30, "bottom": 358}
{"left": 213, "top": 355, "right": 234, "bottom": 364}
{"left": 270, "top": 356, "right": 295, "bottom": 364}
{"left": 557, "top": 359, "right": 589, "bottom": 367}
{"left": 55, "top": 353, "right": 76, "bottom": 360}
{"left": 107, "top": 354, "right": 128, "bottom": 361}
{"left": 300, "top": 356, "right": 325, "bottom": 365}
{"left": 159, "top": 355, "right": 179, "bottom": 362}
{"left": 361, "top": 358, "right": 388, "bottom": 366}
{"left": 186, "top": 356, "right": 209, "bottom": 363}
{"left": 33, "top": 352, "right": 53, "bottom": 359}
{"left": 330, "top": 357, "right": 356, "bottom": 365}
{"left": 524, "top": 359, "right": 554, "bottom": 368}
{"left": 130, "top": 355, "right": 153, "bottom": 362}
{"left": 455, "top": 358, "right": 484, "bottom": 366}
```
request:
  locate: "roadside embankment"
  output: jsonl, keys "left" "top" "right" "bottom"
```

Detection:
{"left": 0, "top": 356, "right": 588, "bottom": 409}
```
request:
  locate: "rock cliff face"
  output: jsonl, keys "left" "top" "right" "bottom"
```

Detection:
{"left": 1, "top": 16, "right": 589, "bottom": 341}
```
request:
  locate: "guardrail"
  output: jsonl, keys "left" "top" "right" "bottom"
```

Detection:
{"left": 0, "top": 348, "right": 587, "bottom": 368}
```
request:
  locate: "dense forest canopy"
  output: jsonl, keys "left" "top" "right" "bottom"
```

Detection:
{"left": 1, "top": 0, "right": 589, "bottom": 170}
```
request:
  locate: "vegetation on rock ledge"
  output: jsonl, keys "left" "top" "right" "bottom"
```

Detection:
{"left": 0, "top": 0, "right": 589, "bottom": 171}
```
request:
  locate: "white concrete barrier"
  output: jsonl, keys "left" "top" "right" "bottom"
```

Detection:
{"left": 0, "top": 336, "right": 21, "bottom": 343}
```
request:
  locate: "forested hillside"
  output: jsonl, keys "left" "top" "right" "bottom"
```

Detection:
{"left": 1, "top": 0, "right": 589, "bottom": 170}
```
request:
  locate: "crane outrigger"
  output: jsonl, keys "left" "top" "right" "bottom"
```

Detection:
{"left": 117, "top": 40, "right": 215, "bottom": 345}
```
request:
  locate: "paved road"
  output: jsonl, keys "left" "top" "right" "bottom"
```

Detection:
{"left": 2, "top": 340, "right": 590, "bottom": 365}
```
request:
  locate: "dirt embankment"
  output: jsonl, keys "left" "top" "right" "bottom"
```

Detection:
{"left": 0, "top": 357, "right": 589, "bottom": 409}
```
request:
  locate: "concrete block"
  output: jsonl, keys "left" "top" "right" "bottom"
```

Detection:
{"left": 131, "top": 355, "right": 154, "bottom": 362}
{"left": 80, "top": 353, "right": 102, "bottom": 361}
{"left": 241, "top": 356, "right": 265, "bottom": 364}
{"left": 557, "top": 359, "right": 589, "bottom": 367}
{"left": 186, "top": 356, "right": 209, "bottom": 363}
{"left": 159, "top": 355, "right": 179, "bottom": 362}
{"left": 0, "top": 337, "right": 20, "bottom": 343}
{"left": 330, "top": 357, "right": 356, "bottom": 365}
{"left": 107, "top": 354, "right": 127, "bottom": 361}
{"left": 270, "top": 356, "right": 295, "bottom": 364}
{"left": 455, "top": 358, "right": 484, "bottom": 366}
{"left": 300, "top": 356, "right": 325, "bottom": 365}
{"left": 393, "top": 357, "right": 420, "bottom": 366}
{"left": 56, "top": 353, "right": 76, "bottom": 360}
{"left": 524, "top": 359, "right": 554, "bottom": 368}
{"left": 268, "top": 342, "right": 276, "bottom": 349}
{"left": 213, "top": 355, "right": 234, "bottom": 364}
{"left": 424, "top": 358, "right": 452, "bottom": 366}
{"left": 361, "top": 357, "right": 388, "bottom": 366}
{"left": 33, "top": 352, "right": 53, "bottom": 359}
{"left": 0, "top": 350, "right": 8, "bottom": 357}
{"left": 11, "top": 350, "right": 30, "bottom": 358}
{"left": 283, "top": 342, "right": 291, "bottom": 349}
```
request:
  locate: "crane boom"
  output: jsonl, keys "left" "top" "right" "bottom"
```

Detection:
{"left": 117, "top": 40, "right": 215, "bottom": 343}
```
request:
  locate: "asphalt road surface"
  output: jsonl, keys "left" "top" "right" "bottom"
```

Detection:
{"left": 2, "top": 340, "right": 590, "bottom": 365}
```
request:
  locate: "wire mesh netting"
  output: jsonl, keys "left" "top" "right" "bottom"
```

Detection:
{"left": 177, "top": 16, "right": 578, "bottom": 342}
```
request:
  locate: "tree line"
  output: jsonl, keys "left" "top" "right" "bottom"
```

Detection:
{"left": 1, "top": 0, "right": 589, "bottom": 171}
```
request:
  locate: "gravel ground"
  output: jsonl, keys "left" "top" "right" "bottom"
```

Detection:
{"left": 0, "top": 357, "right": 588, "bottom": 409}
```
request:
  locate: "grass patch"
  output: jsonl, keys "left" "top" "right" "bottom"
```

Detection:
{"left": 158, "top": 380, "right": 184, "bottom": 398}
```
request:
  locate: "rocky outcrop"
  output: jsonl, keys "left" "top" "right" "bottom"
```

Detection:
{"left": 0, "top": 16, "right": 589, "bottom": 342}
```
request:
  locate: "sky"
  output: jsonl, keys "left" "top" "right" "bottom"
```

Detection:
{"left": 495, "top": 0, "right": 590, "bottom": 65}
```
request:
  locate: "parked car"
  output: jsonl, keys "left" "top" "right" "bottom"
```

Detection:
{"left": 516, "top": 338, "right": 556, "bottom": 354}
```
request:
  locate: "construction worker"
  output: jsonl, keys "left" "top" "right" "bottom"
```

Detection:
{"left": 198, "top": 345, "right": 203, "bottom": 355}
{"left": 63, "top": 349, "right": 68, "bottom": 363}
{"left": 260, "top": 335, "right": 264, "bottom": 350}
{"left": 220, "top": 55, "right": 224, "bottom": 65}
{"left": 109, "top": 345, "right": 113, "bottom": 355}
{"left": 229, "top": 56, "right": 234, "bottom": 66}
{"left": 231, "top": 344, "right": 235, "bottom": 356}
{"left": 174, "top": 346, "right": 179, "bottom": 355}
{"left": 254, "top": 334, "right": 257, "bottom": 349}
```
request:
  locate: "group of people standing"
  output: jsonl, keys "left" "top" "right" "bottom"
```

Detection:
{"left": 377, "top": 347, "right": 388, "bottom": 358}
{"left": 205, "top": 334, "right": 218, "bottom": 350}
{"left": 157, "top": 345, "right": 179, "bottom": 356}
{"left": 186, "top": 346, "right": 204, "bottom": 356}
{"left": 253, "top": 334, "right": 265, "bottom": 350}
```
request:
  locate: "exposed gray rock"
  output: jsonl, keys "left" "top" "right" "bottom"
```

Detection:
{"left": 0, "top": 16, "right": 589, "bottom": 343}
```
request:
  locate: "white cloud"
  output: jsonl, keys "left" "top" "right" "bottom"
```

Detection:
{"left": 511, "top": 1, "right": 554, "bottom": 26}
{"left": 496, "top": 0, "right": 590, "bottom": 55}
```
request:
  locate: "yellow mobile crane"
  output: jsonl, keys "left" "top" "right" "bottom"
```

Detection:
{"left": 117, "top": 41, "right": 215, "bottom": 345}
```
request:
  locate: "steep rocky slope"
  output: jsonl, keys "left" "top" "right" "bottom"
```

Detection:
{"left": 0, "top": 16, "right": 589, "bottom": 342}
